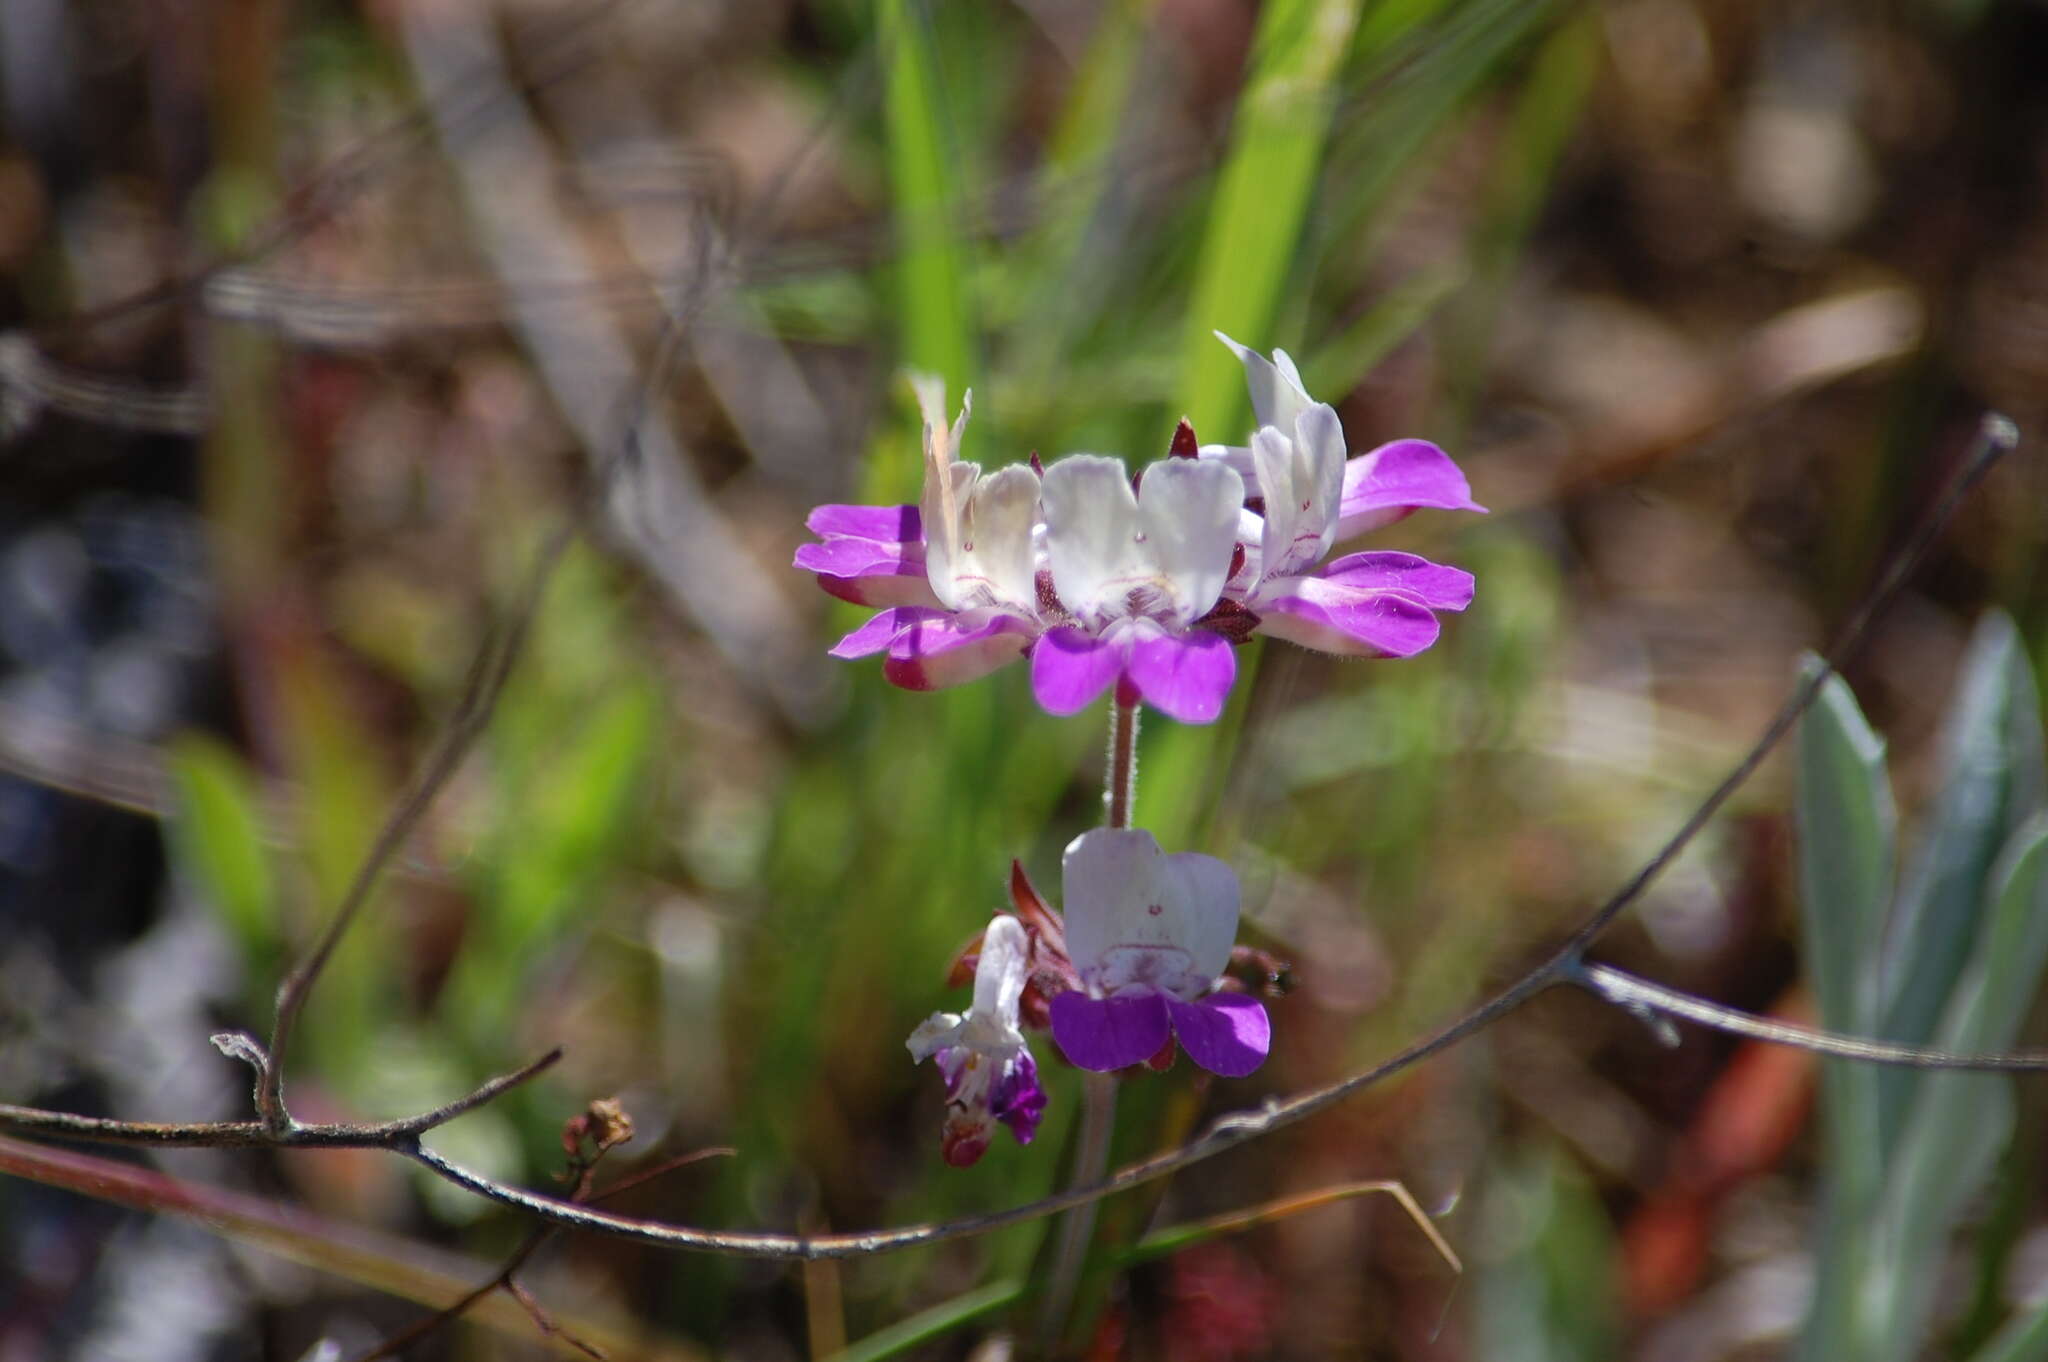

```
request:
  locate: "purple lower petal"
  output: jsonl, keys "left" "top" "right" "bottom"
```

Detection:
{"left": 1321, "top": 551, "right": 1474, "bottom": 611}
{"left": 1167, "top": 994, "right": 1270, "bottom": 1077}
{"left": 807, "top": 502, "right": 922, "bottom": 542}
{"left": 1050, "top": 991, "right": 1172, "bottom": 1072}
{"left": 1030, "top": 627, "right": 1125, "bottom": 715}
{"left": 1335, "top": 439, "right": 1485, "bottom": 539}
{"left": 1256, "top": 579, "right": 1442, "bottom": 657}
{"left": 795, "top": 539, "right": 939, "bottom": 608}
{"left": 989, "top": 1049, "right": 1048, "bottom": 1144}
{"left": 830, "top": 607, "right": 938, "bottom": 659}
{"left": 1126, "top": 629, "right": 1236, "bottom": 724}
{"left": 882, "top": 612, "right": 1036, "bottom": 690}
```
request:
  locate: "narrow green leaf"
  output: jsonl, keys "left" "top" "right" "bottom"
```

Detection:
{"left": 880, "top": 0, "right": 976, "bottom": 391}
{"left": 1299, "top": 261, "right": 1467, "bottom": 399}
{"left": 495, "top": 681, "right": 656, "bottom": 945}
{"left": 1795, "top": 664, "right": 1896, "bottom": 1036}
{"left": 164, "top": 732, "right": 276, "bottom": 955}
{"left": 827, "top": 1281, "right": 1021, "bottom": 1362}
{"left": 1931, "top": 817, "right": 2048, "bottom": 1055}
{"left": 1792, "top": 663, "right": 1896, "bottom": 1362}
{"left": 274, "top": 643, "right": 393, "bottom": 1091}
{"left": 449, "top": 680, "right": 657, "bottom": 1036}
{"left": 1438, "top": 7, "right": 1598, "bottom": 424}
{"left": 1867, "top": 1078, "right": 2014, "bottom": 1362}
{"left": 1869, "top": 823, "right": 2048, "bottom": 1359}
{"left": 1177, "top": 0, "right": 1366, "bottom": 442}
{"left": 1882, "top": 613, "right": 2045, "bottom": 1053}
{"left": 1304, "top": 0, "right": 1558, "bottom": 306}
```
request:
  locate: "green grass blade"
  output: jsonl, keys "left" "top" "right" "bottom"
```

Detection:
{"left": 1303, "top": 0, "right": 1559, "bottom": 306}
{"left": 1930, "top": 817, "right": 2048, "bottom": 1054}
{"left": 1299, "top": 260, "right": 1467, "bottom": 398}
{"left": 165, "top": 732, "right": 277, "bottom": 962}
{"left": 1177, "top": 0, "right": 1366, "bottom": 444}
{"left": 827, "top": 1281, "right": 1022, "bottom": 1362}
{"left": 1438, "top": 6, "right": 1598, "bottom": 423}
{"left": 880, "top": 0, "right": 977, "bottom": 391}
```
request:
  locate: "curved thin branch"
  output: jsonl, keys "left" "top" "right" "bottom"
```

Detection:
{"left": 0, "top": 1049, "right": 560, "bottom": 1149}
{"left": 1575, "top": 964, "right": 2048, "bottom": 1069}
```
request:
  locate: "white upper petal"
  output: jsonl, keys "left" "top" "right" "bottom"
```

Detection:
{"left": 1272, "top": 348, "right": 1309, "bottom": 401}
{"left": 910, "top": 374, "right": 971, "bottom": 469}
{"left": 909, "top": 915, "right": 1030, "bottom": 1063}
{"left": 1157, "top": 847, "right": 1241, "bottom": 984}
{"left": 1252, "top": 404, "right": 1346, "bottom": 580}
{"left": 1214, "top": 331, "right": 1313, "bottom": 437}
{"left": 1042, "top": 456, "right": 1145, "bottom": 627}
{"left": 1133, "top": 459, "right": 1244, "bottom": 625}
{"left": 921, "top": 461, "right": 974, "bottom": 606}
{"left": 1251, "top": 428, "right": 1302, "bottom": 575}
{"left": 912, "top": 377, "right": 976, "bottom": 598}
{"left": 924, "top": 462, "right": 1041, "bottom": 612}
{"left": 1197, "top": 442, "right": 1261, "bottom": 497}
{"left": 1061, "top": 828, "right": 1240, "bottom": 999}
{"left": 971, "top": 915, "right": 1030, "bottom": 1023}
{"left": 1042, "top": 455, "right": 1243, "bottom": 630}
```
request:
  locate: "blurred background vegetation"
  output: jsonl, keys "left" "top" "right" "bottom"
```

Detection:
{"left": 1, "top": 0, "right": 2046, "bottom": 1357}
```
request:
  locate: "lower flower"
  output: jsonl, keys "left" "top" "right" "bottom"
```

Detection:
{"left": 907, "top": 914, "right": 1048, "bottom": 1166}
{"left": 1046, "top": 828, "right": 1271, "bottom": 1079}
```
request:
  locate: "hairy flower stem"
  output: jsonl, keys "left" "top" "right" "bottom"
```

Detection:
{"left": 1104, "top": 689, "right": 1139, "bottom": 831}
{"left": 1037, "top": 694, "right": 1141, "bottom": 1348}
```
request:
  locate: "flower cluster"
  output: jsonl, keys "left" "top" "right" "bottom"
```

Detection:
{"left": 907, "top": 829, "right": 1272, "bottom": 1164}
{"left": 806, "top": 336, "right": 1483, "bottom": 1166}
{"left": 797, "top": 335, "right": 1483, "bottom": 723}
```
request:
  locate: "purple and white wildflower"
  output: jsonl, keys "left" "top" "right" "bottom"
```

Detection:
{"left": 1029, "top": 455, "right": 1245, "bottom": 723}
{"left": 907, "top": 914, "right": 1048, "bottom": 1167}
{"left": 802, "top": 378, "right": 1049, "bottom": 694}
{"left": 1204, "top": 332, "right": 1485, "bottom": 660}
{"left": 1047, "top": 828, "right": 1270, "bottom": 1078}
